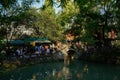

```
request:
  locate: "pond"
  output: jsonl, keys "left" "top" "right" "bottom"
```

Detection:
{"left": 0, "top": 60, "right": 120, "bottom": 80}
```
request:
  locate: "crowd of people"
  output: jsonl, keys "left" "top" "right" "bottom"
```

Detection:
{"left": 0, "top": 40, "right": 92, "bottom": 61}
{"left": 0, "top": 43, "right": 58, "bottom": 60}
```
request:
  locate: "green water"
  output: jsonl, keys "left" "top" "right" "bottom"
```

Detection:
{"left": 0, "top": 60, "right": 120, "bottom": 80}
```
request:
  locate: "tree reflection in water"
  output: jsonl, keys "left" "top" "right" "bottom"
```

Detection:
{"left": 1, "top": 60, "right": 120, "bottom": 80}
{"left": 54, "top": 55, "right": 89, "bottom": 80}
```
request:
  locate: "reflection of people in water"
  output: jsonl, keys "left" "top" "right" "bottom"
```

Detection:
{"left": 57, "top": 66, "right": 72, "bottom": 80}
{"left": 51, "top": 64, "right": 89, "bottom": 80}
{"left": 64, "top": 54, "right": 70, "bottom": 65}
{"left": 62, "top": 66, "right": 72, "bottom": 79}
{"left": 32, "top": 74, "right": 36, "bottom": 80}
{"left": 77, "top": 73, "right": 83, "bottom": 79}
{"left": 83, "top": 65, "right": 88, "bottom": 73}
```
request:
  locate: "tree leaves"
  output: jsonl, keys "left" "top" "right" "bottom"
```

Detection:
{"left": 0, "top": 0, "right": 17, "bottom": 9}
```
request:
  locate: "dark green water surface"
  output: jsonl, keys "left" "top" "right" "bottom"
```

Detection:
{"left": 0, "top": 60, "right": 120, "bottom": 80}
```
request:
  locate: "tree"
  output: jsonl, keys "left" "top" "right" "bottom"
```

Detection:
{"left": 70, "top": 0, "right": 120, "bottom": 45}
{"left": 0, "top": 0, "right": 38, "bottom": 44}
{"left": 0, "top": 0, "right": 68, "bottom": 42}
{"left": 32, "top": 1, "right": 64, "bottom": 41}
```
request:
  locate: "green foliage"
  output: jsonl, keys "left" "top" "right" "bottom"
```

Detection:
{"left": 57, "top": 0, "right": 79, "bottom": 25}
{"left": 0, "top": 0, "right": 17, "bottom": 9}
{"left": 21, "top": 4, "right": 64, "bottom": 41}
{"left": 0, "top": 0, "right": 35, "bottom": 40}
{"left": 70, "top": 0, "right": 120, "bottom": 45}
{"left": 0, "top": 0, "right": 120, "bottom": 44}
{"left": 114, "top": 40, "right": 120, "bottom": 47}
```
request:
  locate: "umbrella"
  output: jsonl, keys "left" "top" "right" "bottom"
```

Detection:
{"left": 35, "top": 38, "right": 51, "bottom": 43}
{"left": 24, "top": 37, "right": 38, "bottom": 44}
{"left": 23, "top": 37, "right": 52, "bottom": 45}
{"left": 9, "top": 39, "right": 24, "bottom": 45}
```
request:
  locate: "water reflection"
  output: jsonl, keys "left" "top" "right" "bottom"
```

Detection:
{"left": 1, "top": 60, "right": 120, "bottom": 80}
